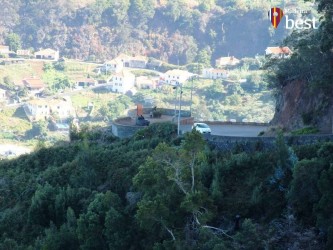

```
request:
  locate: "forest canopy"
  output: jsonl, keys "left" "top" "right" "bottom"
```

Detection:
{"left": 0, "top": 123, "right": 331, "bottom": 249}
{"left": 0, "top": 0, "right": 292, "bottom": 63}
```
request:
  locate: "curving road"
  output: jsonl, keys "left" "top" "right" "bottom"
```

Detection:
{"left": 180, "top": 124, "right": 268, "bottom": 137}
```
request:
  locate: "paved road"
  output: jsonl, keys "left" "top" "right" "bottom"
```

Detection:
{"left": 180, "top": 124, "right": 268, "bottom": 137}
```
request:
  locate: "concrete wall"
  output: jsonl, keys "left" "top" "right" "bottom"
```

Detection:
{"left": 204, "top": 134, "right": 333, "bottom": 151}
{"left": 112, "top": 117, "right": 145, "bottom": 138}
{"left": 202, "top": 121, "right": 268, "bottom": 126}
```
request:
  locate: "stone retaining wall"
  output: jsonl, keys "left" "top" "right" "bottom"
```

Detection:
{"left": 204, "top": 134, "right": 333, "bottom": 151}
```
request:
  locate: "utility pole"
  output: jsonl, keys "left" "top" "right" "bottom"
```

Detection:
{"left": 174, "top": 85, "right": 178, "bottom": 117}
{"left": 177, "top": 83, "right": 183, "bottom": 136}
{"left": 190, "top": 76, "right": 194, "bottom": 116}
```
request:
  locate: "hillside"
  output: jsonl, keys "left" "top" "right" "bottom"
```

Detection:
{"left": 0, "top": 125, "right": 331, "bottom": 249}
{"left": 0, "top": 0, "right": 308, "bottom": 64}
{"left": 266, "top": 0, "right": 333, "bottom": 134}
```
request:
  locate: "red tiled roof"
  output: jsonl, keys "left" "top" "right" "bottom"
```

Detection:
{"left": 23, "top": 78, "right": 45, "bottom": 89}
{"left": 266, "top": 47, "right": 292, "bottom": 54}
{"left": 211, "top": 69, "right": 228, "bottom": 73}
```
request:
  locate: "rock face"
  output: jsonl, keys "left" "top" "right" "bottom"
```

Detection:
{"left": 271, "top": 80, "right": 333, "bottom": 133}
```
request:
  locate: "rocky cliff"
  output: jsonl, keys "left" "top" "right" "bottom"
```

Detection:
{"left": 271, "top": 80, "right": 333, "bottom": 133}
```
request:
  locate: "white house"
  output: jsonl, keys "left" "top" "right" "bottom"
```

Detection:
{"left": 164, "top": 69, "right": 193, "bottom": 84}
{"left": 24, "top": 96, "right": 75, "bottom": 121}
{"left": 265, "top": 46, "right": 292, "bottom": 58}
{"left": 114, "top": 53, "right": 132, "bottom": 67}
{"left": 22, "top": 77, "right": 46, "bottom": 96}
{"left": 113, "top": 54, "right": 148, "bottom": 68}
{"left": 0, "top": 45, "right": 10, "bottom": 55}
{"left": 202, "top": 68, "right": 229, "bottom": 79}
{"left": 106, "top": 70, "right": 135, "bottom": 94}
{"left": 102, "top": 58, "right": 123, "bottom": 73}
{"left": 25, "top": 99, "right": 50, "bottom": 121}
{"left": 128, "top": 55, "right": 148, "bottom": 68}
{"left": 35, "top": 48, "right": 59, "bottom": 61}
{"left": 17, "top": 49, "right": 31, "bottom": 58}
{"left": 49, "top": 97, "right": 76, "bottom": 120}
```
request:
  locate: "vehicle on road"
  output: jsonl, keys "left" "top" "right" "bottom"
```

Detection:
{"left": 192, "top": 122, "right": 211, "bottom": 134}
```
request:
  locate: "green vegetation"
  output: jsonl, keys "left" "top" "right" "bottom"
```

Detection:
{"left": 1, "top": 0, "right": 305, "bottom": 63}
{"left": 263, "top": 0, "right": 333, "bottom": 132}
{"left": 0, "top": 124, "right": 330, "bottom": 249}
{"left": 291, "top": 127, "right": 319, "bottom": 135}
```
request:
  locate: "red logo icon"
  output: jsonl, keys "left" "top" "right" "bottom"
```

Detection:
{"left": 268, "top": 7, "right": 284, "bottom": 29}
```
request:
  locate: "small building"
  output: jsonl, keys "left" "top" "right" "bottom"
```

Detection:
{"left": 164, "top": 69, "right": 193, "bottom": 84}
{"left": 215, "top": 56, "right": 240, "bottom": 67}
{"left": 136, "top": 76, "right": 157, "bottom": 89}
{"left": 113, "top": 54, "right": 148, "bottom": 68}
{"left": 35, "top": 48, "right": 59, "bottom": 61}
{"left": 128, "top": 55, "right": 148, "bottom": 69}
{"left": 24, "top": 99, "right": 50, "bottom": 121}
{"left": 16, "top": 49, "right": 31, "bottom": 58}
{"left": 202, "top": 68, "right": 229, "bottom": 79}
{"left": 49, "top": 96, "right": 76, "bottom": 120}
{"left": 24, "top": 96, "right": 75, "bottom": 121}
{"left": 106, "top": 70, "right": 135, "bottom": 94}
{"left": 75, "top": 78, "right": 96, "bottom": 88}
{"left": 0, "top": 45, "right": 10, "bottom": 55}
{"left": 22, "top": 78, "right": 46, "bottom": 95}
{"left": 114, "top": 53, "right": 132, "bottom": 67}
{"left": 265, "top": 46, "right": 292, "bottom": 58}
{"left": 102, "top": 59, "right": 123, "bottom": 73}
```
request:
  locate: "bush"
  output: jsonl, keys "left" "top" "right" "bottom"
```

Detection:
{"left": 302, "top": 112, "right": 314, "bottom": 125}
{"left": 152, "top": 111, "right": 162, "bottom": 118}
{"left": 291, "top": 127, "right": 319, "bottom": 135}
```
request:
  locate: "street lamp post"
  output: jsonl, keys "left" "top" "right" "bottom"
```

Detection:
{"left": 189, "top": 76, "right": 195, "bottom": 116}
{"left": 177, "top": 83, "right": 183, "bottom": 136}
{"left": 174, "top": 85, "right": 178, "bottom": 117}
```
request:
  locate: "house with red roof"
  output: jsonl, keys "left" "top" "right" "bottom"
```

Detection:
{"left": 265, "top": 46, "right": 292, "bottom": 58}
{"left": 22, "top": 77, "right": 46, "bottom": 95}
